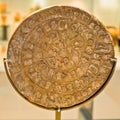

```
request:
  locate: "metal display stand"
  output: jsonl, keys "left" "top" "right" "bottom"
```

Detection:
{"left": 56, "top": 108, "right": 61, "bottom": 120}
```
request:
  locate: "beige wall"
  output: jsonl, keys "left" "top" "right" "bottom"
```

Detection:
{"left": 94, "top": 0, "right": 120, "bottom": 27}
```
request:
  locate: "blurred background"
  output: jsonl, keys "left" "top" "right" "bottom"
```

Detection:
{"left": 0, "top": 0, "right": 120, "bottom": 120}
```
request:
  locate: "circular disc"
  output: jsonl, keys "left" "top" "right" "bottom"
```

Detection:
{"left": 7, "top": 6, "right": 115, "bottom": 109}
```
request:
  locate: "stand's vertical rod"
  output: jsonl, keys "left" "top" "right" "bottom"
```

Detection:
{"left": 55, "top": 108, "right": 61, "bottom": 120}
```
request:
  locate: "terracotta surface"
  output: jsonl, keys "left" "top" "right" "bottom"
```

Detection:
{"left": 7, "top": 6, "right": 115, "bottom": 109}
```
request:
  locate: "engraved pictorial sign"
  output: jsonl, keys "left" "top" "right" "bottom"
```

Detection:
{"left": 7, "top": 6, "right": 115, "bottom": 109}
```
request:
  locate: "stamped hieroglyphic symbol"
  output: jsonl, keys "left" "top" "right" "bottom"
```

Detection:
{"left": 7, "top": 6, "right": 114, "bottom": 109}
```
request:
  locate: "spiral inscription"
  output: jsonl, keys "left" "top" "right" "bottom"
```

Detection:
{"left": 7, "top": 6, "right": 114, "bottom": 109}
